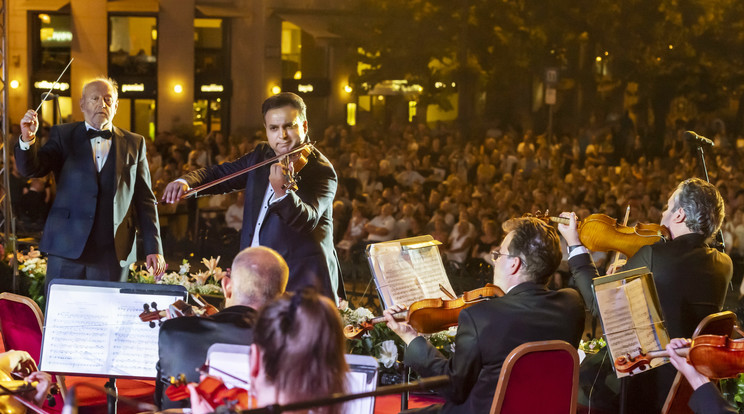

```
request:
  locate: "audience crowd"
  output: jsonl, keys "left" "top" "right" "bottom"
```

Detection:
{"left": 10, "top": 117, "right": 744, "bottom": 292}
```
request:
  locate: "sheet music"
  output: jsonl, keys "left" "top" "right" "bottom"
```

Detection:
{"left": 368, "top": 236, "right": 453, "bottom": 308}
{"left": 595, "top": 283, "right": 642, "bottom": 378}
{"left": 40, "top": 283, "right": 184, "bottom": 378}
{"left": 594, "top": 270, "right": 668, "bottom": 378}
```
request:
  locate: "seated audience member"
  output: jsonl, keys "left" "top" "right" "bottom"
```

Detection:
{"left": 156, "top": 246, "right": 289, "bottom": 409}
{"left": 0, "top": 350, "right": 54, "bottom": 409}
{"left": 384, "top": 217, "right": 585, "bottom": 413}
{"left": 666, "top": 338, "right": 737, "bottom": 414}
{"left": 189, "top": 286, "right": 349, "bottom": 413}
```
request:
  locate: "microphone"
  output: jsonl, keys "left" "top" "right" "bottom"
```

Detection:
{"left": 41, "top": 92, "right": 59, "bottom": 101}
{"left": 684, "top": 131, "right": 714, "bottom": 147}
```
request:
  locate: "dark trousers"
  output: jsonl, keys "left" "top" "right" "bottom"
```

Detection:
{"left": 46, "top": 253, "right": 128, "bottom": 286}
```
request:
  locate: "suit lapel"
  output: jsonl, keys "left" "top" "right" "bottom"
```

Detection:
{"left": 113, "top": 126, "right": 128, "bottom": 192}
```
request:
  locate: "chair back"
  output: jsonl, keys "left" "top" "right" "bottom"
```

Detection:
{"left": 490, "top": 340, "right": 579, "bottom": 414}
{"left": 0, "top": 293, "right": 45, "bottom": 362}
{"left": 0, "top": 292, "right": 65, "bottom": 413}
{"left": 662, "top": 311, "right": 737, "bottom": 414}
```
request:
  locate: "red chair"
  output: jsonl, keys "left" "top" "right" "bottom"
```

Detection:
{"left": 0, "top": 292, "right": 155, "bottom": 413}
{"left": 490, "top": 340, "right": 580, "bottom": 414}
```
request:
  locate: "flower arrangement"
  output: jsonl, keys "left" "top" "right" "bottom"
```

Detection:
{"left": 339, "top": 300, "right": 457, "bottom": 381}
{"left": 128, "top": 256, "right": 226, "bottom": 296}
{"left": 579, "top": 337, "right": 607, "bottom": 354}
{"left": 14, "top": 248, "right": 47, "bottom": 310}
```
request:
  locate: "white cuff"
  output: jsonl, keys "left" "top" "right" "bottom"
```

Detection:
{"left": 18, "top": 135, "right": 35, "bottom": 150}
{"left": 269, "top": 193, "right": 288, "bottom": 204}
{"left": 175, "top": 178, "right": 190, "bottom": 189}
{"left": 568, "top": 245, "right": 590, "bottom": 259}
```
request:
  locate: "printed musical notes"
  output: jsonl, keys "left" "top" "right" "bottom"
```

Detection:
{"left": 40, "top": 282, "right": 185, "bottom": 378}
{"left": 594, "top": 268, "right": 670, "bottom": 378}
{"left": 368, "top": 236, "right": 454, "bottom": 308}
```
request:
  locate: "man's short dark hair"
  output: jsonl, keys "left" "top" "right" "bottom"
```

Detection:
{"left": 673, "top": 178, "right": 725, "bottom": 239}
{"left": 503, "top": 217, "right": 562, "bottom": 285}
{"left": 262, "top": 92, "right": 307, "bottom": 123}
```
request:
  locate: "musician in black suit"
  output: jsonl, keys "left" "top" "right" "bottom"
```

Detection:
{"left": 385, "top": 217, "right": 585, "bottom": 414}
{"left": 162, "top": 92, "right": 342, "bottom": 302}
{"left": 155, "top": 246, "right": 288, "bottom": 410}
{"left": 17, "top": 78, "right": 165, "bottom": 282}
{"left": 558, "top": 178, "right": 733, "bottom": 413}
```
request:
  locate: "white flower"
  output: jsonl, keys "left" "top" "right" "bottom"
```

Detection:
{"left": 179, "top": 262, "right": 191, "bottom": 275}
{"left": 378, "top": 340, "right": 398, "bottom": 369}
{"left": 338, "top": 299, "right": 349, "bottom": 311}
{"left": 350, "top": 307, "right": 374, "bottom": 325}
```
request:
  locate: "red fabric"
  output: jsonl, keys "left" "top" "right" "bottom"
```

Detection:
{"left": 0, "top": 298, "right": 44, "bottom": 361}
{"left": 499, "top": 350, "right": 575, "bottom": 414}
{"left": 374, "top": 394, "right": 446, "bottom": 413}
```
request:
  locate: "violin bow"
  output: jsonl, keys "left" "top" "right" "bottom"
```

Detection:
{"left": 608, "top": 205, "right": 631, "bottom": 272}
{"left": 182, "top": 142, "right": 315, "bottom": 199}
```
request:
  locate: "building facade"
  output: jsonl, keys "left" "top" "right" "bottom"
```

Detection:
{"left": 6, "top": 0, "right": 356, "bottom": 139}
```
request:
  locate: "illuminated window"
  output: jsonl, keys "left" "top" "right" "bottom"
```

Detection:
{"left": 109, "top": 16, "right": 158, "bottom": 77}
{"left": 32, "top": 13, "right": 72, "bottom": 74}
{"left": 195, "top": 18, "right": 225, "bottom": 77}
{"left": 281, "top": 22, "right": 302, "bottom": 79}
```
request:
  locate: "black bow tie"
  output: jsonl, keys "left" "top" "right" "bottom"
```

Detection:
{"left": 87, "top": 129, "right": 113, "bottom": 139}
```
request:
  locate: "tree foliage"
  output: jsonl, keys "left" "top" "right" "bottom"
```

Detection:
{"left": 341, "top": 0, "right": 744, "bottom": 133}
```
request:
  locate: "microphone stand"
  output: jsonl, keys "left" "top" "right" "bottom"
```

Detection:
{"left": 230, "top": 375, "right": 450, "bottom": 414}
{"left": 692, "top": 143, "right": 725, "bottom": 253}
{"left": 61, "top": 382, "right": 158, "bottom": 414}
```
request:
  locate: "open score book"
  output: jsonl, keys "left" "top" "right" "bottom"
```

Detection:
{"left": 366, "top": 235, "right": 456, "bottom": 309}
{"left": 593, "top": 267, "right": 670, "bottom": 378}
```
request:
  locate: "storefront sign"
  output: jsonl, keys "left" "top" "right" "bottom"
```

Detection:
{"left": 121, "top": 83, "right": 145, "bottom": 93}
{"left": 34, "top": 80, "right": 69, "bottom": 91}
{"left": 200, "top": 84, "right": 224, "bottom": 93}
{"left": 282, "top": 78, "right": 330, "bottom": 97}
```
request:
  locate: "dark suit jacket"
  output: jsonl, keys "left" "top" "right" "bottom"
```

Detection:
{"left": 181, "top": 142, "right": 341, "bottom": 301}
{"left": 568, "top": 233, "right": 732, "bottom": 413}
{"left": 403, "top": 282, "right": 586, "bottom": 414}
{"left": 14, "top": 122, "right": 162, "bottom": 265}
{"left": 155, "top": 305, "right": 257, "bottom": 409}
{"left": 688, "top": 382, "right": 737, "bottom": 414}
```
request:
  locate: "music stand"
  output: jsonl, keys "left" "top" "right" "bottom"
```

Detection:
{"left": 39, "top": 279, "right": 187, "bottom": 414}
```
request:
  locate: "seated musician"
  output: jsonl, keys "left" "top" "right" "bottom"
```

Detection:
{"left": 188, "top": 286, "right": 349, "bottom": 413}
{"left": 0, "top": 350, "right": 54, "bottom": 409}
{"left": 666, "top": 338, "right": 737, "bottom": 414}
{"left": 384, "top": 217, "right": 585, "bottom": 413}
{"left": 155, "top": 246, "right": 288, "bottom": 409}
{"left": 558, "top": 178, "right": 732, "bottom": 413}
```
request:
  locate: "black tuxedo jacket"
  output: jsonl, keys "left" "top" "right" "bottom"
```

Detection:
{"left": 688, "top": 382, "right": 737, "bottom": 414}
{"left": 403, "top": 282, "right": 585, "bottom": 414}
{"left": 155, "top": 305, "right": 257, "bottom": 409}
{"left": 181, "top": 142, "right": 341, "bottom": 301}
{"left": 14, "top": 122, "right": 162, "bottom": 265}
{"left": 568, "top": 233, "right": 732, "bottom": 413}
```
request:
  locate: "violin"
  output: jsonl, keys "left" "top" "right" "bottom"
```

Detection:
{"left": 0, "top": 353, "right": 59, "bottom": 414}
{"left": 343, "top": 284, "right": 505, "bottom": 339}
{"left": 139, "top": 294, "right": 219, "bottom": 328}
{"left": 165, "top": 373, "right": 252, "bottom": 410}
{"left": 533, "top": 212, "right": 670, "bottom": 258}
{"left": 182, "top": 143, "right": 315, "bottom": 198}
{"left": 280, "top": 144, "right": 312, "bottom": 192}
{"left": 614, "top": 335, "right": 744, "bottom": 379}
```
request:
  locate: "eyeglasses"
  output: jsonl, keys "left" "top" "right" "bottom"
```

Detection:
{"left": 490, "top": 250, "right": 521, "bottom": 262}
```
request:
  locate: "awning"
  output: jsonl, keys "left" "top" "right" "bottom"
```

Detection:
{"left": 275, "top": 12, "right": 340, "bottom": 39}
{"left": 196, "top": 3, "right": 251, "bottom": 18}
